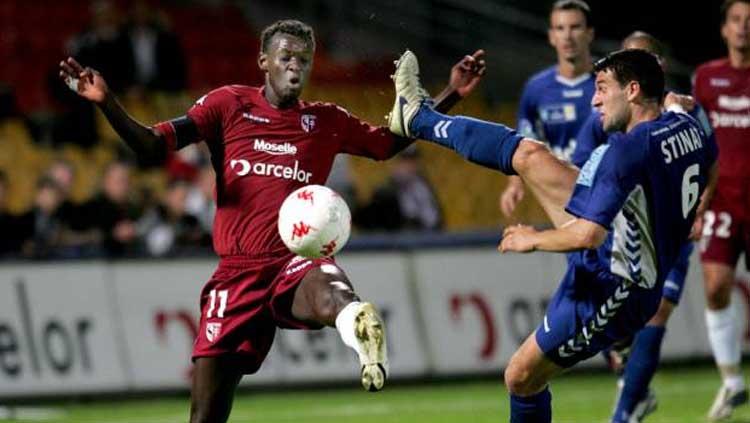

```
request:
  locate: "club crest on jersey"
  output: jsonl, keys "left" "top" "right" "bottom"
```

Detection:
{"left": 301, "top": 114, "right": 316, "bottom": 132}
{"left": 205, "top": 322, "right": 222, "bottom": 342}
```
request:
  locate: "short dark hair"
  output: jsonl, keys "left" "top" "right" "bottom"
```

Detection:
{"left": 722, "top": 0, "right": 750, "bottom": 23}
{"left": 260, "top": 19, "right": 315, "bottom": 53}
{"left": 622, "top": 31, "right": 666, "bottom": 58}
{"left": 593, "top": 49, "right": 665, "bottom": 102}
{"left": 550, "top": 0, "right": 592, "bottom": 27}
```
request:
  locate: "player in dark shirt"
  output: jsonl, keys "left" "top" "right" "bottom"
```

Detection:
{"left": 60, "top": 19, "right": 485, "bottom": 423}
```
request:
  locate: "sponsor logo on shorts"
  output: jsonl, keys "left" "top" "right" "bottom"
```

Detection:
{"left": 286, "top": 259, "right": 313, "bottom": 275}
{"left": 206, "top": 322, "right": 222, "bottom": 342}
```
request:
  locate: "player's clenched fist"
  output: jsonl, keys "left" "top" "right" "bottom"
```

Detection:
{"left": 499, "top": 224, "right": 538, "bottom": 253}
{"left": 58, "top": 57, "right": 109, "bottom": 104}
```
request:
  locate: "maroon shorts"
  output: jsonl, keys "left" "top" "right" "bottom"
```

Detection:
{"left": 192, "top": 254, "right": 338, "bottom": 374}
{"left": 700, "top": 177, "right": 750, "bottom": 269}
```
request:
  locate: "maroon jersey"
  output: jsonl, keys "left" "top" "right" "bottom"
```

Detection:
{"left": 693, "top": 58, "right": 750, "bottom": 179}
{"left": 155, "top": 85, "right": 399, "bottom": 257}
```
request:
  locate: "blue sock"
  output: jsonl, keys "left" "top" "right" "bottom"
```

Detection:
{"left": 611, "top": 325, "right": 666, "bottom": 423}
{"left": 510, "top": 387, "right": 552, "bottom": 423}
{"left": 410, "top": 104, "right": 523, "bottom": 175}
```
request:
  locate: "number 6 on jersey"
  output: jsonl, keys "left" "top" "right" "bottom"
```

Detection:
{"left": 681, "top": 164, "right": 700, "bottom": 218}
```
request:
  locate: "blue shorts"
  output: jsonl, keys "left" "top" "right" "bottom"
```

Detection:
{"left": 661, "top": 242, "right": 693, "bottom": 305}
{"left": 536, "top": 258, "right": 662, "bottom": 368}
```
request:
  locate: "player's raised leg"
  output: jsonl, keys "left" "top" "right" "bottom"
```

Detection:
{"left": 289, "top": 263, "right": 388, "bottom": 392}
{"left": 388, "top": 50, "right": 578, "bottom": 228}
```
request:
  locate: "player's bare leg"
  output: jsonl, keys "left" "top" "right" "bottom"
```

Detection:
{"left": 190, "top": 356, "right": 244, "bottom": 423}
{"left": 292, "top": 265, "right": 389, "bottom": 392}
{"left": 389, "top": 50, "right": 578, "bottom": 228}
{"left": 504, "top": 333, "right": 564, "bottom": 422}
{"left": 703, "top": 262, "right": 748, "bottom": 421}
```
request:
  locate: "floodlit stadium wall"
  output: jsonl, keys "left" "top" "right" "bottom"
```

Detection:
{"left": 0, "top": 250, "right": 748, "bottom": 397}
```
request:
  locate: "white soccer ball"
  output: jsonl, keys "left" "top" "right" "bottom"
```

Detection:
{"left": 278, "top": 185, "right": 351, "bottom": 258}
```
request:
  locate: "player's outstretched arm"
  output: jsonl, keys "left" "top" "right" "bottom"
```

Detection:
{"left": 432, "top": 50, "right": 486, "bottom": 113}
{"left": 59, "top": 57, "right": 167, "bottom": 164}
{"left": 499, "top": 219, "right": 607, "bottom": 253}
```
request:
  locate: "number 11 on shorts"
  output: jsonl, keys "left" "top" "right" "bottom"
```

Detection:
{"left": 207, "top": 289, "right": 228, "bottom": 318}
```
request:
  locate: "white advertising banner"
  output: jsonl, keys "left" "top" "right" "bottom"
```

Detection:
{"left": 109, "top": 254, "right": 427, "bottom": 390}
{"left": 110, "top": 260, "right": 220, "bottom": 389}
{"left": 0, "top": 249, "right": 747, "bottom": 397}
{"left": 412, "top": 250, "right": 567, "bottom": 373}
{"left": 0, "top": 263, "right": 127, "bottom": 396}
{"left": 413, "top": 249, "right": 750, "bottom": 374}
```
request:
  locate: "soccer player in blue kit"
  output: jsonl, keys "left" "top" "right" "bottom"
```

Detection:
{"left": 388, "top": 48, "right": 718, "bottom": 422}
{"left": 572, "top": 32, "right": 717, "bottom": 422}
{"left": 500, "top": 0, "right": 595, "bottom": 217}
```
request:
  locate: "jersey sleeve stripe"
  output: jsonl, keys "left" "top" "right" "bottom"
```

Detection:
{"left": 152, "top": 121, "right": 177, "bottom": 151}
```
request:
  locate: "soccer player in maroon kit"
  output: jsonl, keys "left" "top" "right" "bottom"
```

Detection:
{"left": 694, "top": 0, "right": 750, "bottom": 420}
{"left": 59, "top": 19, "right": 485, "bottom": 423}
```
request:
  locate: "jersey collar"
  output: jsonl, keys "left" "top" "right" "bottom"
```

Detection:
{"left": 555, "top": 72, "right": 592, "bottom": 87}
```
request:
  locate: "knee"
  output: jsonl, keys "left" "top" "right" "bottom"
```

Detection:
{"left": 313, "top": 281, "right": 358, "bottom": 324}
{"left": 504, "top": 358, "right": 539, "bottom": 396}
{"left": 704, "top": 275, "right": 733, "bottom": 309}
{"left": 511, "top": 140, "right": 550, "bottom": 174}
{"left": 312, "top": 287, "right": 339, "bottom": 323}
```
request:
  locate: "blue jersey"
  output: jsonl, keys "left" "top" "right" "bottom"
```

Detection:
{"left": 517, "top": 66, "right": 595, "bottom": 160}
{"left": 566, "top": 112, "right": 718, "bottom": 290}
{"left": 571, "top": 104, "right": 715, "bottom": 168}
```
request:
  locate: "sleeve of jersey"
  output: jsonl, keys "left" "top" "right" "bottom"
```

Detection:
{"left": 570, "top": 112, "right": 606, "bottom": 168}
{"left": 516, "top": 83, "right": 539, "bottom": 139}
{"left": 692, "top": 68, "right": 707, "bottom": 108}
{"left": 691, "top": 105, "right": 719, "bottom": 165}
{"left": 185, "top": 88, "right": 231, "bottom": 143}
{"left": 335, "top": 106, "right": 400, "bottom": 160}
{"left": 151, "top": 88, "right": 229, "bottom": 150}
{"left": 565, "top": 135, "right": 641, "bottom": 229}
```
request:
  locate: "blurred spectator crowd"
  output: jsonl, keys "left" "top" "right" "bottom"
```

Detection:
{"left": 0, "top": 159, "right": 215, "bottom": 259}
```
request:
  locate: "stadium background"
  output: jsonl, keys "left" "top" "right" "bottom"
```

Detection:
{"left": 0, "top": 1, "right": 749, "bottom": 422}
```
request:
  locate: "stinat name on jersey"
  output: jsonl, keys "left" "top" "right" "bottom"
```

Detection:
{"left": 230, "top": 158, "right": 312, "bottom": 183}
{"left": 659, "top": 126, "right": 704, "bottom": 164}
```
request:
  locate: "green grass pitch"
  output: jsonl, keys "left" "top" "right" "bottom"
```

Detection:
{"left": 4, "top": 364, "right": 749, "bottom": 422}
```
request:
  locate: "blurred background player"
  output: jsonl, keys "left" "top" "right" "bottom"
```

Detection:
{"left": 572, "top": 31, "right": 717, "bottom": 423}
{"left": 59, "top": 19, "right": 485, "bottom": 423}
{"left": 389, "top": 48, "right": 717, "bottom": 423}
{"left": 499, "top": 0, "right": 595, "bottom": 218}
{"left": 693, "top": 0, "right": 750, "bottom": 419}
